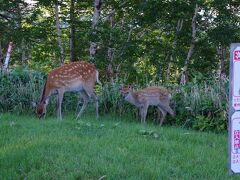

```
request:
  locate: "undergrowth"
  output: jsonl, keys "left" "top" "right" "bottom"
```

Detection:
{"left": 0, "top": 68, "right": 228, "bottom": 132}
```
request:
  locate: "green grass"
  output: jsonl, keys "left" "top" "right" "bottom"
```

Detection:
{"left": 0, "top": 113, "right": 234, "bottom": 179}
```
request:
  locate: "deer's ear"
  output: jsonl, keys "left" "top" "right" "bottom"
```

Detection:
{"left": 31, "top": 101, "right": 37, "bottom": 108}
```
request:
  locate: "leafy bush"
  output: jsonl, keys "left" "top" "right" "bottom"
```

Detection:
{"left": 0, "top": 68, "right": 46, "bottom": 114}
{"left": 170, "top": 73, "right": 228, "bottom": 132}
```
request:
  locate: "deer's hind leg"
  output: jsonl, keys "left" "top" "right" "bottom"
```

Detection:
{"left": 91, "top": 92, "right": 99, "bottom": 119}
{"left": 157, "top": 106, "right": 167, "bottom": 126}
{"left": 76, "top": 90, "right": 90, "bottom": 119}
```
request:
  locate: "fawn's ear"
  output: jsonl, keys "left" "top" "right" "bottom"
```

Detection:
{"left": 31, "top": 101, "right": 37, "bottom": 108}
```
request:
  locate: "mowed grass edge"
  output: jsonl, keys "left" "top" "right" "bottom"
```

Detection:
{"left": 0, "top": 113, "right": 235, "bottom": 179}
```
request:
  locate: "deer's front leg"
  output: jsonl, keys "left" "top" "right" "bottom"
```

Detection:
{"left": 56, "top": 89, "right": 64, "bottom": 120}
{"left": 139, "top": 107, "right": 144, "bottom": 123}
{"left": 142, "top": 104, "right": 149, "bottom": 123}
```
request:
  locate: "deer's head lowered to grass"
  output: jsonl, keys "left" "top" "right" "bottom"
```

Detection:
{"left": 120, "top": 84, "right": 175, "bottom": 125}
{"left": 32, "top": 60, "right": 101, "bottom": 120}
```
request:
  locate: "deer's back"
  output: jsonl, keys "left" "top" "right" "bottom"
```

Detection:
{"left": 134, "top": 86, "right": 170, "bottom": 105}
{"left": 47, "top": 61, "right": 97, "bottom": 89}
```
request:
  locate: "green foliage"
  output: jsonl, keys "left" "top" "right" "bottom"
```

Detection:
{"left": 0, "top": 69, "right": 229, "bottom": 132}
{"left": 171, "top": 72, "right": 228, "bottom": 132}
{"left": 1, "top": 0, "right": 239, "bottom": 83}
{"left": 0, "top": 113, "right": 229, "bottom": 179}
{"left": 99, "top": 81, "right": 135, "bottom": 117}
{"left": 0, "top": 68, "right": 45, "bottom": 114}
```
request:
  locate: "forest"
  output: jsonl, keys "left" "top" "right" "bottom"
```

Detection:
{"left": 0, "top": 0, "right": 240, "bottom": 131}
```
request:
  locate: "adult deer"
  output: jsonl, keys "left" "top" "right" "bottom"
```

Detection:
{"left": 120, "top": 84, "right": 175, "bottom": 125}
{"left": 32, "top": 61, "right": 101, "bottom": 120}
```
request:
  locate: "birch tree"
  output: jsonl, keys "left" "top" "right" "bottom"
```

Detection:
{"left": 89, "top": 0, "right": 103, "bottom": 62}
{"left": 166, "top": 19, "right": 183, "bottom": 83}
{"left": 0, "top": 40, "right": 3, "bottom": 69}
{"left": 54, "top": 1, "right": 64, "bottom": 65}
{"left": 70, "top": 0, "right": 76, "bottom": 62}
{"left": 180, "top": 4, "right": 199, "bottom": 85}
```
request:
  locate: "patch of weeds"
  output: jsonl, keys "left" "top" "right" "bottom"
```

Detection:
{"left": 137, "top": 129, "right": 160, "bottom": 139}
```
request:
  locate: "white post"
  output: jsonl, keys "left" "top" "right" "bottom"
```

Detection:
{"left": 3, "top": 41, "right": 13, "bottom": 70}
{"left": 229, "top": 43, "right": 240, "bottom": 175}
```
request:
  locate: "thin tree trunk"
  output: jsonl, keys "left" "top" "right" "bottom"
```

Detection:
{"left": 166, "top": 19, "right": 183, "bottom": 83}
{"left": 89, "top": 0, "right": 103, "bottom": 62}
{"left": 17, "top": 8, "right": 26, "bottom": 67}
{"left": 107, "top": 47, "right": 115, "bottom": 83}
{"left": 70, "top": 0, "right": 76, "bottom": 62}
{"left": 0, "top": 40, "right": 3, "bottom": 69}
{"left": 21, "top": 37, "right": 26, "bottom": 66}
{"left": 104, "top": 3, "right": 129, "bottom": 83}
{"left": 103, "top": 2, "right": 126, "bottom": 23}
{"left": 166, "top": 54, "right": 172, "bottom": 82}
{"left": 217, "top": 44, "right": 227, "bottom": 82}
{"left": 3, "top": 41, "right": 13, "bottom": 71}
{"left": 54, "top": 1, "right": 64, "bottom": 66}
{"left": 180, "top": 4, "right": 199, "bottom": 85}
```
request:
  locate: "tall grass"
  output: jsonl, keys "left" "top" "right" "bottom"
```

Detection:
{"left": 0, "top": 68, "right": 228, "bottom": 132}
{"left": 0, "top": 68, "right": 45, "bottom": 114}
{"left": 170, "top": 74, "right": 228, "bottom": 132}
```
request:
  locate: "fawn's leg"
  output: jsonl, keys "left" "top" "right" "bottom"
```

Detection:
{"left": 157, "top": 106, "right": 166, "bottom": 126}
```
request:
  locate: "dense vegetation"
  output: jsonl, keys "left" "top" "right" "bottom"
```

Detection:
{"left": 0, "top": 68, "right": 228, "bottom": 132}
{"left": 0, "top": 0, "right": 239, "bottom": 81}
{"left": 0, "top": 114, "right": 229, "bottom": 179}
{"left": 0, "top": 0, "right": 239, "bottom": 131}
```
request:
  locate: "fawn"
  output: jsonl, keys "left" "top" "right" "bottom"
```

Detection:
{"left": 120, "top": 84, "right": 175, "bottom": 125}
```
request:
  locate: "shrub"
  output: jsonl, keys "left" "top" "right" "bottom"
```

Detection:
{"left": 170, "top": 74, "right": 228, "bottom": 132}
{"left": 0, "top": 68, "right": 45, "bottom": 114}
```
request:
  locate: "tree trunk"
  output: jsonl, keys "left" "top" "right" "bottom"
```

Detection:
{"left": 166, "top": 53, "right": 172, "bottom": 83}
{"left": 89, "top": 0, "right": 103, "bottom": 62}
{"left": 21, "top": 37, "right": 26, "bottom": 66}
{"left": 180, "top": 4, "right": 199, "bottom": 85}
{"left": 166, "top": 19, "right": 183, "bottom": 83}
{"left": 70, "top": 0, "right": 76, "bottom": 62}
{"left": 3, "top": 41, "right": 13, "bottom": 71}
{"left": 107, "top": 47, "right": 115, "bottom": 83}
{"left": 54, "top": 1, "right": 64, "bottom": 66}
{"left": 0, "top": 40, "right": 3, "bottom": 69}
{"left": 17, "top": 9, "right": 26, "bottom": 67}
{"left": 217, "top": 44, "right": 227, "bottom": 82}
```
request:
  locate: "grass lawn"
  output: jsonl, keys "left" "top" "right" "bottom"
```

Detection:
{"left": 0, "top": 113, "right": 235, "bottom": 179}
